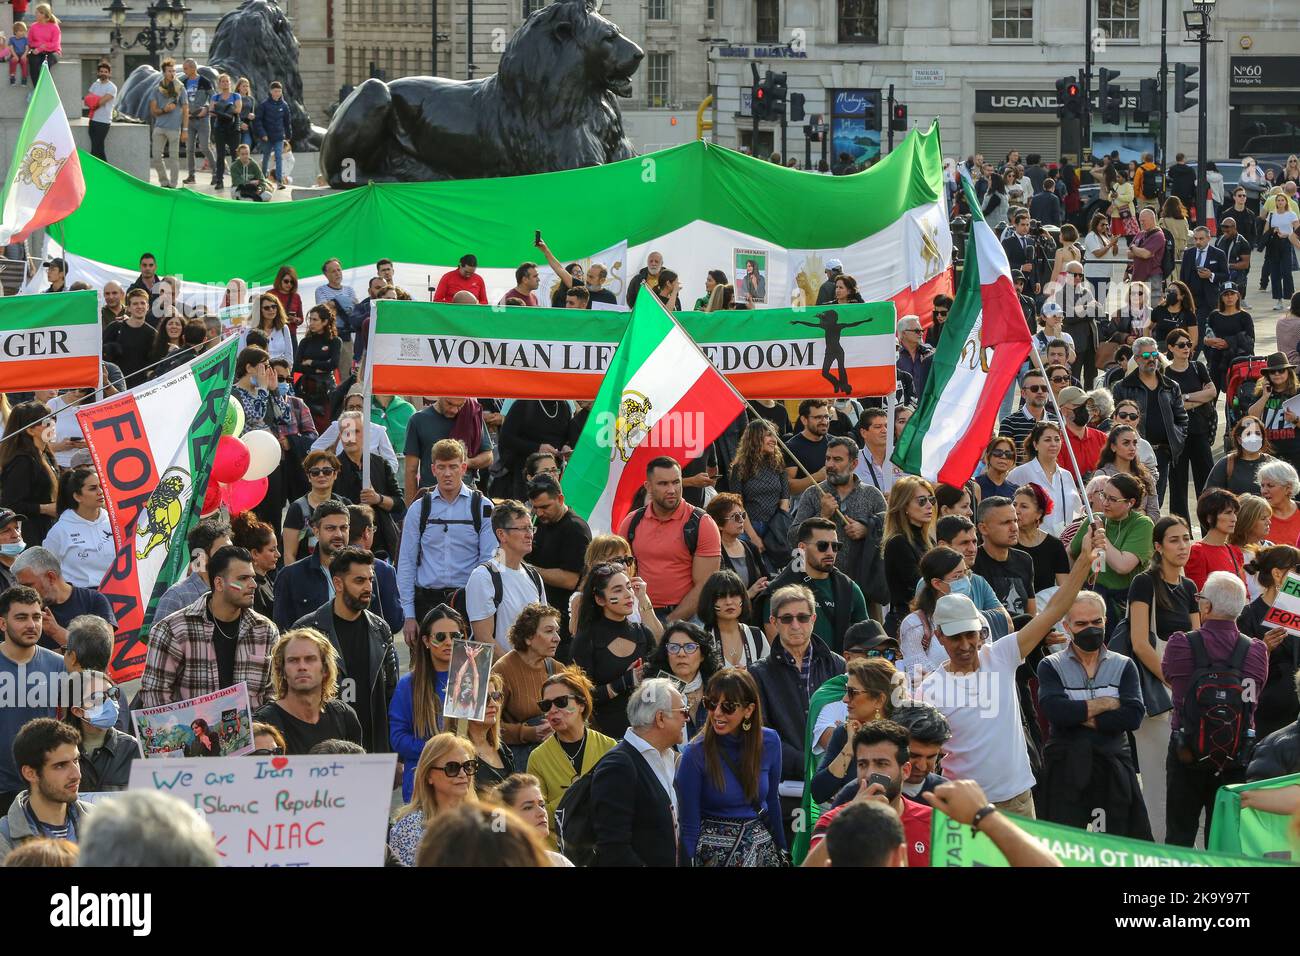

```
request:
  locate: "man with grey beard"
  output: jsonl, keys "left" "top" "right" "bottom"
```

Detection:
{"left": 788, "top": 436, "right": 886, "bottom": 575}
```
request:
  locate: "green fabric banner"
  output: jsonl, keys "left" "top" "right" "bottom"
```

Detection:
{"left": 1208, "top": 772, "right": 1300, "bottom": 863}
{"left": 932, "top": 809, "right": 1293, "bottom": 867}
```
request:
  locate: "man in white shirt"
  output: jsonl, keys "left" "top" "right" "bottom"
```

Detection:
{"left": 853, "top": 408, "right": 903, "bottom": 496}
{"left": 466, "top": 500, "right": 545, "bottom": 652}
{"left": 916, "top": 544, "right": 1094, "bottom": 817}
{"left": 87, "top": 60, "right": 117, "bottom": 161}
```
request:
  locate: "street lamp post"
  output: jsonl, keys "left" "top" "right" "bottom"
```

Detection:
{"left": 1184, "top": 0, "right": 1215, "bottom": 226}
{"left": 104, "top": 0, "right": 191, "bottom": 64}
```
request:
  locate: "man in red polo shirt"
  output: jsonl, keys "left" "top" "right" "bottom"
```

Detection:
{"left": 617, "top": 457, "right": 721, "bottom": 623}
{"left": 432, "top": 254, "right": 489, "bottom": 304}
{"left": 805, "top": 719, "right": 932, "bottom": 867}
{"left": 1058, "top": 385, "right": 1107, "bottom": 474}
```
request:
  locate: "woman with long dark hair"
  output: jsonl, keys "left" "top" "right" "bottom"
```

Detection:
{"left": 148, "top": 313, "right": 185, "bottom": 370}
{"left": 697, "top": 570, "right": 770, "bottom": 667}
{"left": 252, "top": 292, "right": 294, "bottom": 364}
{"left": 898, "top": 546, "right": 967, "bottom": 685}
{"left": 1164, "top": 328, "right": 1216, "bottom": 523}
{"left": 695, "top": 269, "right": 729, "bottom": 310}
{"left": 645, "top": 621, "right": 723, "bottom": 738}
{"left": 1125, "top": 514, "right": 1199, "bottom": 844}
{"left": 231, "top": 345, "right": 291, "bottom": 534}
{"left": 571, "top": 562, "right": 655, "bottom": 739}
{"left": 269, "top": 264, "right": 304, "bottom": 337}
{"left": 882, "top": 476, "right": 937, "bottom": 636}
{"left": 291, "top": 304, "right": 340, "bottom": 431}
{"left": 0, "top": 400, "right": 59, "bottom": 546}
{"left": 389, "top": 604, "right": 458, "bottom": 801}
{"left": 834, "top": 274, "right": 865, "bottom": 304}
{"left": 1202, "top": 283, "right": 1254, "bottom": 391}
{"left": 1095, "top": 424, "right": 1160, "bottom": 521}
{"left": 674, "top": 668, "right": 785, "bottom": 866}
{"left": 1007, "top": 421, "right": 1080, "bottom": 536}
{"left": 728, "top": 418, "right": 790, "bottom": 568}
{"left": 43, "top": 466, "right": 112, "bottom": 588}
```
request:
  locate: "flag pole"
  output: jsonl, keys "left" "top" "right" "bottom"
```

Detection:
{"left": 360, "top": 305, "right": 376, "bottom": 491}
{"left": 1024, "top": 345, "right": 1099, "bottom": 531}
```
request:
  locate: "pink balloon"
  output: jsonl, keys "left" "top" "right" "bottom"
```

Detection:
{"left": 223, "top": 477, "right": 268, "bottom": 514}
{"left": 212, "top": 435, "right": 252, "bottom": 485}
{"left": 200, "top": 481, "right": 225, "bottom": 517}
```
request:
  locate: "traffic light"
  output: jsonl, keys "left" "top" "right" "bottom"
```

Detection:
{"left": 1055, "top": 74, "right": 1083, "bottom": 119}
{"left": 1134, "top": 77, "right": 1158, "bottom": 122}
{"left": 789, "top": 91, "right": 806, "bottom": 123}
{"left": 769, "top": 71, "right": 788, "bottom": 110}
{"left": 752, "top": 70, "right": 770, "bottom": 120}
{"left": 1175, "top": 62, "right": 1198, "bottom": 113}
{"left": 890, "top": 102, "right": 908, "bottom": 132}
{"left": 1098, "top": 67, "right": 1122, "bottom": 125}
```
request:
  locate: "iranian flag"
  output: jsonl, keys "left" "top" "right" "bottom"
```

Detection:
{"left": 892, "top": 177, "right": 1032, "bottom": 486}
{"left": 75, "top": 338, "right": 238, "bottom": 682}
{"left": 563, "top": 292, "right": 746, "bottom": 534}
{"left": 0, "top": 67, "right": 85, "bottom": 244}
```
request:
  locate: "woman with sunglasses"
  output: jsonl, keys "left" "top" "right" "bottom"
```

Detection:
{"left": 1095, "top": 424, "right": 1160, "bottom": 522}
{"left": 282, "top": 449, "right": 350, "bottom": 564}
{"left": 251, "top": 292, "right": 294, "bottom": 365}
{"left": 674, "top": 668, "right": 786, "bottom": 866}
{"left": 389, "top": 605, "right": 458, "bottom": 801}
{"left": 268, "top": 264, "right": 304, "bottom": 336}
{"left": 526, "top": 667, "right": 617, "bottom": 832}
{"left": 463, "top": 672, "right": 514, "bottom": 793}
{"left": 1008, "top": 421, "right": 1080, "bottom": 537}
{"left": 728, "top": 418, "right": 790, "bottom": 568}
{"left": 1236, "top": 544, "right": 1300, "bottom": 740}
{"left": 645, "top": 621, "right": 722, "bottom": 738}
{"left": 567, "top": 534, "right": 660, "bottom": 642}
{"left": 493, "top": 603, "right": 562, "bottom": 767}
{"left": 975, "top": 436, "right": 1019, "bottom": 502}
{"left": 698, "top": 570, "right": 770, "bottom": 667}
{"left": 883, "top": 476, "right": 937, "bottom": 637}
{"left": 1013, "top": 483, "right": 1070, "bottom": 595}
{"left": 572, "top": 562, "right": 656, "bottom": 739}
{"left": 251, "top": 721, "right": 286, "bottom": 756}
{"left": 1206, "top": 416, "right": 1275, "bottom": 497}
{"left": 809, "top": 658, "right": 901, "bottom": 805}
{"left": 493, "top": 773, "right": 576, "bottom": 866}
{"left": 706, "top": 493, "right": 767, "bottom": 604}
{"left": 1186, "top": 489, "right": 1246, "bottom": 590}
{"left": 1082, "top": 212, "right": 1124, "bottom": 300}
{"left": 1247, "top": 353, "right": 1300, "bottom": 467}
{"left": 1068, "top": 473, "right": 1153, "bottom": 631}
{"left": 388, "top": 733, "right": 481, "bottom": 866}
{"left": 1203, "top": 283, "right": 1255, "bottom": 391}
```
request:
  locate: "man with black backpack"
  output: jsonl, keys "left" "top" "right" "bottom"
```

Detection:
{"left": 1134, "top": 153, "right": 1162, "bottom": 210}
{"left": 397, "top": 438, "right": 497, "bottom": 649}
{"left": 1162, "top": 572, "right": 1268, "bottom": 848}
{"left": 466, "top": 500, "right": 547, "bottom": 652}
{"left": 1166, "top": 153, "right": 1198, "bottom": 212}
{"left": 617, "top": 457, "right": 721, "bottom": 624}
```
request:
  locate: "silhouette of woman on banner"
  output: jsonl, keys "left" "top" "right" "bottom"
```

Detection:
{"left": 791, "top": 309, "right": 873, "bottom": 395}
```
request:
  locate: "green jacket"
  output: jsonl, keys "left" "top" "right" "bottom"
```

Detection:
{"left": 231, "top": 157, "right": 266, "bottom": 189}
{"left": 372, "top": 396, "right": 415, "bottom": 460}
{"left": 791, "top": 673, "right": 848, "bottom": 865}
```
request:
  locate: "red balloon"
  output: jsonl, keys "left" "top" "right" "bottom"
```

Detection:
{"left": 224, "top": 476, "right": 268, "bottom": 514}
{"left": 212, "top": 435, "right": 252, "bottom": 485}
{"left": 200, "top": 481, "right": 225, "bottom": 516}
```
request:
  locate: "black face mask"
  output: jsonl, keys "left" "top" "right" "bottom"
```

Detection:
{"left": 1072, "top": 626, "right": 1105, "bottom": 652}
{"left": 1166, "top": 292, "right": 1179, "bottom": 305}
{"left": 1072, "top": 406, "right": 1091, "bottom": 427}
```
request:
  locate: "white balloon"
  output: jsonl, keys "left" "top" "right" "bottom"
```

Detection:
{"left": 240, "top": 430, "right": 281, "bottom": 482}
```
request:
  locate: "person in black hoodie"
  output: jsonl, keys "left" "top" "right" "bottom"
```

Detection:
{"left": 750, "top": 583, "right": 846, "bottom": 794}
{"left": 0, "top": 402, "right": 59, "bottom": 548}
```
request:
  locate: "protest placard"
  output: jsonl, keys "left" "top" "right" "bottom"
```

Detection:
{"left": 133, "top": 683, "right": 254, "bottom": 758}
{"left": 444, "top": 639, "right": 495, "bottom": 722}
{"left": 1262, "top": 572, "right": 1300, "bottom": 635}
{"left": 128, "top": 753, "right": 398, "bottom": 866}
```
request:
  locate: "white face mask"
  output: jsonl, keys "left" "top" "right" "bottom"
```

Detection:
{"left": 1241, "top": 433, "right": 1264, "bottom": 453}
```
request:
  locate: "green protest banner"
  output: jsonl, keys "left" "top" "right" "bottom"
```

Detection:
{"left": 1208, "top": 772, "right": 1300, "bottom": 862}
{"left": 931, "top": 809, "right": 1292, "bottom": 867}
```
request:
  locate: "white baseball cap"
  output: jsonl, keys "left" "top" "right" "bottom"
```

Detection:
{"left": 825, "top": 258, "right": 844, "bottom": 272}
{"left": 931, "top": 594, "right": 983, "bottom": 637}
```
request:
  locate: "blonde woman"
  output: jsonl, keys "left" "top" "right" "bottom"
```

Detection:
{"left": 1230, "top": 494, "right": 1274, "bottom": 600}
{"left": 1159, "top": 196, "right": 1190, "bottom": 265}
{"left": 463, "top": 671, "right": 514, "bottom": 793}
{"left": 388, "top": 733, "right": 479, "bottom": 866}
{"left": 567, "top": 533, "right": 660, "bottom": 640}
{"left": 253, "top": 628, "right": 362, "bottom": 753}
{"left": 882, "top": 476, "right": 936, "bottom": 636}
{"left": 25, "top": 4, "right": 60, "bottom": 80}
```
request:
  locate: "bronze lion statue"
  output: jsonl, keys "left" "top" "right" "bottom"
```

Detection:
{"left": 115, "top": 0, "right": 322, "bottom": 151}
{"left": 319, "top": 0, "right": 642, "bottom": 186}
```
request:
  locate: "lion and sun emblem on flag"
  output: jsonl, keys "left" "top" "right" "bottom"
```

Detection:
{"left": 17, "top": 141, "right": 68, "bottom": 193}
